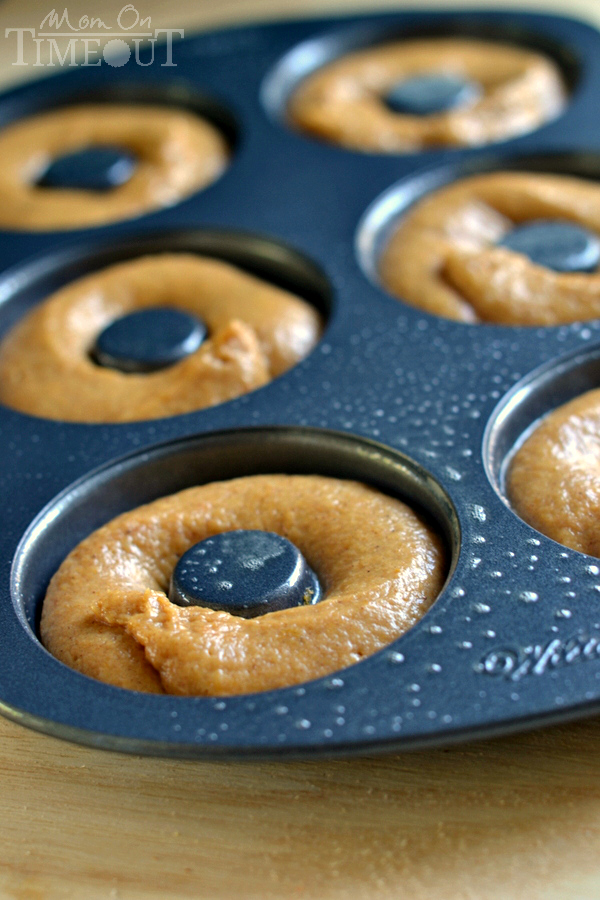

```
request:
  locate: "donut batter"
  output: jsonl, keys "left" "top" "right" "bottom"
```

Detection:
{"left": 0, "top": 103, "right": 228, "bottom": 230}
{"left": 0, "top": 254, "right": 322, "bottom": 422}
{"left": 289, "top": 38, "right": 566, "bottom": 153}
{"left": 508, "top": 388, "right": 600, "bottom": 556}
{"left": 40, "top": 474, "right": 447, "bottom": 695}
{"left": 380, "top": 172, "right": 600, "bottom": 324}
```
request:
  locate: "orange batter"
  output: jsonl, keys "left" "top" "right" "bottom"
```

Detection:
{"left": 0, "top": 254, "right": 322, "bottom": 422}
{"left": 380, "top": 172, "right": 600, "bottom": 325}
{"left": 0, "top": 104, "right": 228, "bottom": 230}
{"left": 289, "top": 38, "right": 566, "bottom": 153}
{"left": 40, "top": 475, "right": 447, "bottom": 695}
{"left": 508, "top": 388, "right": 600, "bottom": 556}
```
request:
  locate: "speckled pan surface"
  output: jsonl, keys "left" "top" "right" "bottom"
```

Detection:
{"left": 3, "top": 9, "right": 600, "bottom": 757}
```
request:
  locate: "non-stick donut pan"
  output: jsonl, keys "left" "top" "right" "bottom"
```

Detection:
{"left": 2, "top": 9, "right": 600, "bottom": 758}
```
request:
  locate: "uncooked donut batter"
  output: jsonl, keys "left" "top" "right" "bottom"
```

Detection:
{"left": 0, "top": 103, "right": 228, "bottom": 230}
{"left": 0, "top": 254, "right": 322, "bottom": 422}
{"left": 508, "top": 389, "right": 600, "bottom": 556}
{"left": 380, "top": 172, "right": 600, "bottom": 324}
{"left": 289, "top": 38, "right": 566, "bottom": 153}
{"left": 40, "top": 474, "right": 447, "bottom": 695}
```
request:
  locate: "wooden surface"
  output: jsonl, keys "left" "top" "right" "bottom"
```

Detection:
{"left": 3, "top": 715, "right": 600, "bottom": 900}
{"left": 2, "top": 1, "right": 600, "bottom": 898}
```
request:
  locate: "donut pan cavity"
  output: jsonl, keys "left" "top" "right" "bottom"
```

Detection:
{"left": 3, "top": 10, "right": 600, "bottom": 757}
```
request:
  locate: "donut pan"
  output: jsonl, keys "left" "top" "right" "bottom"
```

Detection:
{"left": 2, "top": 9, "right": 600, "bottom": 759}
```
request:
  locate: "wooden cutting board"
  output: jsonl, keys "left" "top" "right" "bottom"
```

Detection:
{"left": 2, "top": 1, "right": 600, "bottom": 897}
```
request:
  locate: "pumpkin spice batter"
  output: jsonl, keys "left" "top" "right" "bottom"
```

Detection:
{"left": 0, "top": 254, "right": 322, "bottom": 422}
{"left": 380, "top": 171, "right": 600, "bottom": 325}
{"left": 0, "top": 103, "right": 228, "bottom": 230}
{"left": 508, "top": 388, "right": 600, "bottom": 556}
{"left": 40, "top": 474, "right": 447, "bottom": 695}
{"left": 289, "top": 38, "right": 566, "bottom": 153}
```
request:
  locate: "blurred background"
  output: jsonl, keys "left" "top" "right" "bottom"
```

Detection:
{"left": 1, "top": 0, "right": 599, "bottom": 88}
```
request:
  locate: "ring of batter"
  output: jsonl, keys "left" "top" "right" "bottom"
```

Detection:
{"left": 508, "top": 389, "right": 600, "bottom": 557}
{"left": 380, "top": 171, "right": 600, "bottom": 325}
{"left": 40, "top": 474, "right": 447, "bottom": 695}
{"left": 0, "top": 103, "right": 229, "bottom": 230}
{"left": 289, "top": 38, "right": 566, "bottom": 153}
{"left": 0, "top": 253, "right": 322, "bottom": 422}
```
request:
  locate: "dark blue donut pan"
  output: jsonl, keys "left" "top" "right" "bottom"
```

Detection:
{"left": 2, "top": 10, "right": 600, "bottom": 758}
